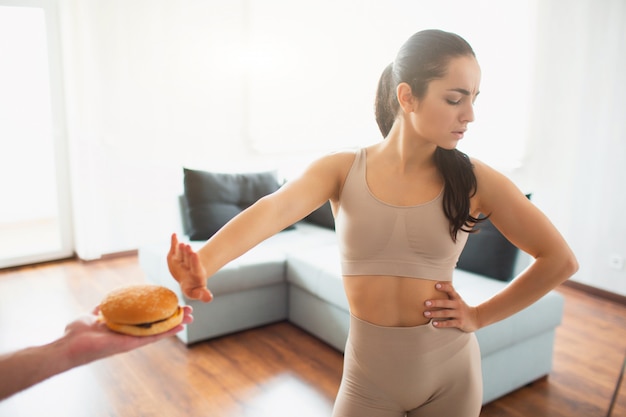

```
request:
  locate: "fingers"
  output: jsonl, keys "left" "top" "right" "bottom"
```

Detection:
{"left": 187, "top": 248, "right": 202, "bottom": 275}
{"left": 168, "top": 233, "right": 178, "bottom": 257}
{"left": 431, "top": 319, "right": 459, "bottom": 328}
{"left": 423, "top": 282, "right": 459, "bottom": 315}
{"left": 178, "top": 243, "right": 189, "bottom": 263}
{"left": 168, "top": 234, "right": 194, "bottom": 266}
{"left": 423, "top": 281, "right": 477, "bottom": 331}
{"left": 178, "top": 245, "right": 213, "bottom": 302}
{"left": 176, "top": 242, "right": 195, "bottom": 267}
{"left": 434, "top": 282, "right": 459, "bottom": 299}
{"left": 166, "top": 235, "right": 213, "bottom": 302}
{"left": 423, "top": 300, "right": 459, "bottom": 319}
{"left": 181, "top": 305, "right": 194, "bottom": 324}
{"left": 424, "top": 301, "right": 455, "bottom": 313}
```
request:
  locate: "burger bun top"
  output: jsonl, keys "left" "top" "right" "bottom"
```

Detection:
{"left": 100, "top": 284, "right": 180, "bottom": 325}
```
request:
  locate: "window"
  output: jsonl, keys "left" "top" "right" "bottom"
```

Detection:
{"left": 0, "top": 1, "right": 73, "bottom": 268}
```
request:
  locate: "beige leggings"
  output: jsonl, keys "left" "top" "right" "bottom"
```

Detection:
{"left": 332, "top": 315, "right": 483, "bottom": 417}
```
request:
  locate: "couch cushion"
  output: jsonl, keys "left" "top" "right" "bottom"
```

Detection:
{"left": 285, "top": 247, "right": 564, "bottom": 358}
{"left": 305, "top": 200, "right": 335, "bottom": 230}
{"left": 456, "top": 217, "right": 519, "bottom": 282}
{"left": 182, "top": 168, "right": 289, "bottom": 240}
{"left": 453, "top": 269, "right": 564, "bottom": 356}
{"left": 456, "top": 195, "right": 532, "bottom": 282}
{"left": 197, "top": 223, "right": 337, "bottom": 295}
{"left": 286, "top": 244, "right": 348, "bottom": 311}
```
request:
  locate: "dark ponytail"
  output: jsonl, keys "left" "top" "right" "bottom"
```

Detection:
{"left": 434, "top": 148, "right": 481, "bottom": 240}
{"left": 374, "top": 29, "right": 482, "bottom": 241}
{"left": 374, "top": 63, "right": 396, "bottom": 139}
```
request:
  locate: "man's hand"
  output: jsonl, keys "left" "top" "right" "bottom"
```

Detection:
{"left": 0, "top": 306, "right": 194, "bottom": 401}
{"left": 65, "top": 305, "right": 194, "bottom": 367}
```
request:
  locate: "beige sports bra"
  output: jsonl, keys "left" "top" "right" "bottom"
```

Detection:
{"left": 335, "top": 148, "right": 469, "bottom": 281}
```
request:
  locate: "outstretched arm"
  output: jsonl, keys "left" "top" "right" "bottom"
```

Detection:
{"left": 0, "top": 306, "right": 193, "bottom": 401}
{"left": 167, "top": 152, "right": 353, "bottom": 301}
{"left": 424, "top": 159, "right": 578, "bottom": 332}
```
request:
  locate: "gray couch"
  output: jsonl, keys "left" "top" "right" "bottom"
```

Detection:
{"left": 139, "top": 220, "right": 564, "bottom": 405}
{"left": 139, "top": 168, "right": 564, "bottom": 404}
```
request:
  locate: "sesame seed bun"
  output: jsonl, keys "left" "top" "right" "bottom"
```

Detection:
{"left": 99, "top": 284, "right": 183, "bottom": 336}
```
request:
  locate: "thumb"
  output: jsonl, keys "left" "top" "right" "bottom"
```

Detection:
{"left": 189, "top": 286, "right": 214, "bottom": 303}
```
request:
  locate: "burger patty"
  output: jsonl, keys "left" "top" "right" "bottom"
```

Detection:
{"left": 134, "top": 307, "right": 181, "bottom": 328}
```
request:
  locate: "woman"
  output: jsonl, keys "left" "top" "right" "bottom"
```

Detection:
{"left": 167, "top": 29, "right": 578, "bottom": 417}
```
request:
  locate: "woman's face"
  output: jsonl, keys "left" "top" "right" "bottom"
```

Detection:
{"left": 410, "top": 55, "right": 481, "bottom": 150}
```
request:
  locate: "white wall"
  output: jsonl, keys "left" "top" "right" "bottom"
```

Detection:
{"left": 55, "top": 0, "right": 625, "bottom": 296}
{"left": 525, "top": 0, "right": 626, "bottom": 296}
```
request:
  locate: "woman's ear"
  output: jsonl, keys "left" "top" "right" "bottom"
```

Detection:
{"left": 396, "top": 82, "right": 416, "bottom": 113}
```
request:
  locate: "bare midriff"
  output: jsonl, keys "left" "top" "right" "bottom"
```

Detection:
{"left": 343, "top": 275, "right": 449, "bottom": 327}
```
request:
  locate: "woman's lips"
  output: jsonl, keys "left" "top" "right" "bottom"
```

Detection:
{"left": 452, "top": 130, "right": 466, "bottom": 139}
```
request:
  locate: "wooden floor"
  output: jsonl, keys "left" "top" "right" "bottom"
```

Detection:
{"left": 0, "top": 256, "right": 624, "bottom": 417}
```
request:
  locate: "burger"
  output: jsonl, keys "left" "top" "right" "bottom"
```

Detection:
{"left": 99, "top": 284, "right": 184, "bottom": 336}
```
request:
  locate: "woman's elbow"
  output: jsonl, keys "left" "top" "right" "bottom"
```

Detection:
{"left": 559, "top": 250, "right": 579, "bottom": 281}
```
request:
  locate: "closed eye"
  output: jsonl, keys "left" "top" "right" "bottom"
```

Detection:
{"left": 446, "top": 88, "right": 480, "bottom": 105}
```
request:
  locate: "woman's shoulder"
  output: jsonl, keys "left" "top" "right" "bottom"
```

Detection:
{"left": 315, "top": 147, "right": 361, "bottom": 168}
{"left": 327, "top": 146, "right": 362, "bottom": 158}
{"left": 470, "top": 157, "right": 517, "bottom": 187}
{"left": 469, "top": 157, "right": 510, "bottom": 181}
{"left": 469, "top": 157, "right": 529, "bottom": 213}
{"left": 297, "top": 147, "right": 360, "bottom": 180}
{"left": 289, "top": 148, "right": 361, "bottom": 202}
{"left": 304, "top": 148, "right": 362, "bottom": 190}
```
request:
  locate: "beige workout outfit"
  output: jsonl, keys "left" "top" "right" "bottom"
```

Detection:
{"left": 332, "top": 148, "right": 482, "bottom": 417}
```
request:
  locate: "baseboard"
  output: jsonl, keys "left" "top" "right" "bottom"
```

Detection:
{"left": 78, "top": 249, "right": 139, "bottom": 263}
{"left": 562, "top": 280, "right": 626, "bottom": 306}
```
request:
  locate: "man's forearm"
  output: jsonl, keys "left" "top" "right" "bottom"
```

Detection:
{"left": 0, "top": 339, "right": 72, "bottom": 401}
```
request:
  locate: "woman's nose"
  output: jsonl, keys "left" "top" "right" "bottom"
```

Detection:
{"left": 462, "top": 103, "right": 475, "bottom": 123}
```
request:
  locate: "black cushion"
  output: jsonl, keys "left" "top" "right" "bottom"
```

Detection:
{"left": 456, "top": 217, "right": 519, "bottom": 281}
{"left": 182, "top": 168, "right": 283, "bottom": 240}
{"left": 305, "top": 200, "right": 335, "bottom": 230}
{"left": 456, "top": 194, "right": 531, "bottom": 282}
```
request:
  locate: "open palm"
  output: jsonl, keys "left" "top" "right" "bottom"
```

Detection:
{"left": 167, "top": 233, "right": 214, "bottom": 302}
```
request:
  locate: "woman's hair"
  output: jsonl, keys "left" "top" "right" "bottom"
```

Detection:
{"left": 374, "top": 29, "right": 481, "bottom": 241}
